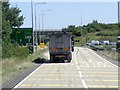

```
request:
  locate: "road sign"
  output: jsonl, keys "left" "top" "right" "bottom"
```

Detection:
{"left": 11, "top": 28, "right": 33, "bottom": 46}
{"left": 40, "top": 43, "right": 45, "bottom": 48}
{"left": 25, "top": 36, "right": 32, "bottom": 39}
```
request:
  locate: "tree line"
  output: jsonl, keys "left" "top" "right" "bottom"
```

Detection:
{"left": 62, "top": 20, "right": 118, "bottom": 37}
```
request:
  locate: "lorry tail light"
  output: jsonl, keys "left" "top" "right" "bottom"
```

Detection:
{"left": 63, "top": 48, "right": 70, "bottom": 51}
{"left": 50, "top": 48, "right": 56, "bottom": 51}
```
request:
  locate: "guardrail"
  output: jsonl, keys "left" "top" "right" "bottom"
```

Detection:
{"left": 90, "top": 45, "right": 104, "bottom": 51}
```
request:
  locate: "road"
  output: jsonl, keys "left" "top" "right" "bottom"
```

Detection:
{"left": 13, "top": 47, "right": 118, "bottom": 89}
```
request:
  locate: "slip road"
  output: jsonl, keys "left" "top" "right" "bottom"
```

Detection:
{"left": 13, "top": 47, "right": 118, "bottom": 89}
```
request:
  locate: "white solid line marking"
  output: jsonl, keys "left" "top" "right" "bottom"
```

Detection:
{"left": 86, "top": 48, "right": 118, "bottom": 68}
{"left": 74, "top": 51, "right": 88, "bottom": 88}
{"left": 81, "top": 79, "right": 87, "bottom": 88}
{"left": 14, "top": 64, "right": 44, "bottom": 88}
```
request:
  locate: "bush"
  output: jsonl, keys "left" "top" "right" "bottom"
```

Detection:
{"left": 2, "top": 40, "right": 29, "bottom": 59}
{"left": 13, "top": 46, "right": 29, "bottom": 59}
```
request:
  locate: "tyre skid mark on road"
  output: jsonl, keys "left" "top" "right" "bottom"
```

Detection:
{"left": 85, "top": 48, "right": 118, "bottom": 68}
{"left": 77, "top": 48, "right": 114, "bottom": 68}
{"left": 74, "top": 47, "right": 118, "bottom": 88}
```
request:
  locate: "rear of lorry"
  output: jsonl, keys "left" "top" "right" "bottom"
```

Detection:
{"left": 49, "top": 32, "right": 74, "bottom": 63}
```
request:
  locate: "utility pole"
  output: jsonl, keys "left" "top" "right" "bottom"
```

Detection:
{"left": 34, "top": 3, "right": 46, "bottom": 51}
{"left": 42, "top": 10, "right": 45, "bottom": 44}
{"left": 80, "top": 15, "right": 83, "bottom": 46}
{"left": 34, "top": 3, "right": 37, "bottom": 52}
{"left": 31, "top": 0, "right": 34, "bottom": 53}
{"left": 39, "top": 14, "right": 41, "bottom": 46}
{"left": 118, "top": 1, "right": 120, "bottom": 27}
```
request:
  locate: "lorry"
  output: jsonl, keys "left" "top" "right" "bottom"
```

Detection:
{"left": 49, "top": 31, "right": 74, "bottom": 63}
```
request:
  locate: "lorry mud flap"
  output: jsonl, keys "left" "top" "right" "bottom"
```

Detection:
{"left": 50, "top": 56, "right": 55, "bottom": 63}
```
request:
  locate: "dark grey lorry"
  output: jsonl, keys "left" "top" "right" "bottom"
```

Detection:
{"left": 49, "top": 31, "right": 74, "bottom": 63}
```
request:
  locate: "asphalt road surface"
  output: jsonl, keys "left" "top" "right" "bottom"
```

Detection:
{"left": 13, "top": 47, "right": 118, "bottom": 89}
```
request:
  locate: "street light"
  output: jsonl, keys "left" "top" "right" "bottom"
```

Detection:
{"left": 39, "top": 10, "right": 52, "bottom": 48}
{"left": 80, "top": 15, "right": 83, "bottom": 46}
{"left": 34, "top": 2, "right": 46, "bottom": 52}
{"left": 31, "top": 0, "right": 34, "bottom": 53}
{"left": 118, "top": 1, "right": 120, "bottom": 24}
{"left": 38, "top": 14, "right": 41, "bottom": 45}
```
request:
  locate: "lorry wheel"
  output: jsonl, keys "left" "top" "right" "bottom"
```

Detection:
{"left": 67, "top": 54, "right": 72, "bottom": 63}
{"left": 50, "top": 56, "right": 53, "bottom": 63}
{"left": 50, "top": 56, "right": 55, "bottom": 63}
{"left": 67, "top": 59, "right": 71, "bottom": 63}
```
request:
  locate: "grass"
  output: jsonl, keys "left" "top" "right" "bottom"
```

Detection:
{"left": 1, "top": 46, "right": 48, "bottom": 85}
{"left": 99, "top": 49, "right": 118, "bottom": 60}
{"left": 0, "top": 63, "right": 1, "bottom": 86}
{"left": 74, "top": 32, "right": 117, "bottom": 46}
{"left": 91, "top": 45, "right": 118, "bottom": 60}
{"left": 74, "top": 32, "right": 118, "bottom": 60}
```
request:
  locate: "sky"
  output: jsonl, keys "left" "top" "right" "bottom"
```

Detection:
{"left": 9, "top": 1, "right": 118, "bottom": 30}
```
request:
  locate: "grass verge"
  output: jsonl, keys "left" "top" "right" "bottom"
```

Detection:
{"left": 1, "top": 46, "right": 48, "bottom": 85}
{"left": 98, "top": 50, "right": 118, "bottom": 60}
{"left": 90, "top": 45, "right": 118, "bottom": 60}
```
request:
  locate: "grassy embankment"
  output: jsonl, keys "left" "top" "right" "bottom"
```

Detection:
{"left": 74, "top": 33, "right": 118, "bottom": 60}
{"left": 1, "top": 46, "right": 48, "bottom": 85}
{"left": 0, "top": 45, "right": 2, "bottom": 86}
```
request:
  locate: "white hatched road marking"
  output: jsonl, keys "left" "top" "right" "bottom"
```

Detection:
{"left": 74, "top": 51, "right": 88, "bottom": 88}
{"left": 14, "top": 64, "right": 44, "bottom": 88}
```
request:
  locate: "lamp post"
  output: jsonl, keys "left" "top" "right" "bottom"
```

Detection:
{"left": 31, "top": 0, "right": 34, "bottom": 53}
{"left": 118, "top": 1, "right": 120, "bottom": 25}
{"left": 80, "top": 15, "right": 83, "bottom": 46}
{"left": 34, "top": 2, "right": 46, "bottom": 51}
{"left": 38, "top": 14, "right": 41, "bottom": 45}
{"left": 40, "top": 10, "right": 52, "bottom": 48}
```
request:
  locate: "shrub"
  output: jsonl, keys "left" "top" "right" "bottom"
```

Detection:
{"left": 2, "top": 40, "right": 29, "bottom": 59}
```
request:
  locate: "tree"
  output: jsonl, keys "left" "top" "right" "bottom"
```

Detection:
{"left": 2, "top": 2, "right": 24, "bottom": 41}
{"left": 2, "top": 2, "right": 25, "bottom": 58}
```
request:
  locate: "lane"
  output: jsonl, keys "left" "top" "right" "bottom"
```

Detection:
{"left": 75, "top": 47, "right": 118, "bottom": 88}
{"left": 13, "top": 47, "right": 118, "bottom": 89}
{"left": 14, "top": 50, "right": 84, "bottom": 88}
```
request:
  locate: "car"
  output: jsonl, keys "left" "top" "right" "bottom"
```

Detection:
{"left": 110, "top": 42, "right": 116, "bottom": 45}
{"left": 100, "top": 40, "right": 110, "bottom": 45}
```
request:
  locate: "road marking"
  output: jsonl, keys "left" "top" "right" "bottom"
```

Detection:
{"left": 35, "top": 72, "right": 79, "bottom": 74}
{"left": 85, "top": 79, "right": 118, "bottom": 82}
{"left": 108, "top": 86, "right": 119, "bottom": 88}
{"left": 84, "top": 75, "right": 117, "bottom": 77}
{"left": 87, "top": 85, "right": 107, "bottom": 88}
{"left": 28, "top": 78, "right": 81, "bottom": 81}
{"left": 14, "top": 64, "right": 44, "bottom": 88}
{"left": 32, "top": 74, "right": 79, "bottom": 76}
{"left": 86, "top": 48, "right": 118, "bottom": 68}
{"left": 82, "top": 72, "right": 118, "bottom": 74}
{"left": 74, "top": 51, "right": 88, "bottom": 88}
{"left": 87, "top": 85, "right": 119, "bottom": 88}
{"left": 20, "top": 84, "right": 84, "bottom": 87}
{"left": 20, "top": 84, "right": 68, "bottom": 87}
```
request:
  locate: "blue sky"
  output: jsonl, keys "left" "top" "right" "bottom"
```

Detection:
{"left": 10, "top": 2, "right": 118, "bottom": 29}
